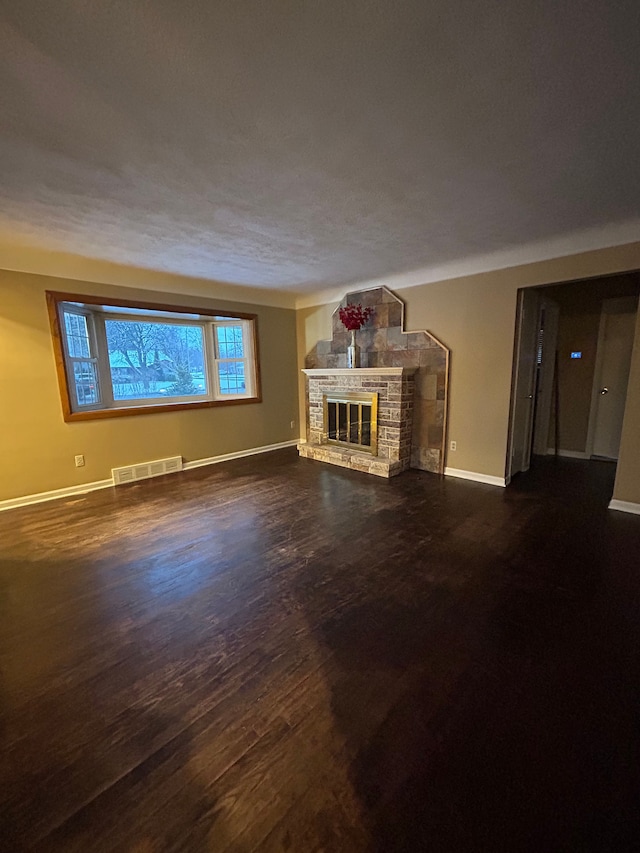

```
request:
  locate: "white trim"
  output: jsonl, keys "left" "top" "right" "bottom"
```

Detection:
{"left": 0, "top": 440, "right": 299, "bottom": 513}
{"left": 532, "top": 297, "right": 560, "bottom": 456}
{"left": 608, "top": 499, "right": 640, "bottom": 515}
{"left": 507, "top": 288, "right": 538, "bottom": 480}
{"left": 302, "top": 367, "right": 415, "bottom": 376}
{"left": 444, "top": 467, "right": 507, "bottom": 487}
{"left": 545, "top": 448, "right": 590, "bottom": 459}
{"left": 182, "top": 439, "right": 299, "bottom": 471}
{"left": 0, "top": 479, "right": 114, "bottom": 513}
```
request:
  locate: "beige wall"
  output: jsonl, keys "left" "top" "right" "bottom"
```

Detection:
{"left": 0, "top": 269, "right": 299, "bottom": 503}
{"left": 4, "top": 238, "right": 640, "bottom": 506}
{"left": 297, "top": 242, "right": 640, "bottom": 484}
{"left": 613, "top": 306, "right": 640, "bottom": 505}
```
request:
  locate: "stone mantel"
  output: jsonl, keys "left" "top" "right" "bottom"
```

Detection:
{"left": 302, "top": 367, "right": 417, "bottom": 377}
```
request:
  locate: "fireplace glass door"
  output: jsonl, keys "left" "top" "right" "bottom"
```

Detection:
{"left": 323, "top": 392, "right": 377, "bottom": 454}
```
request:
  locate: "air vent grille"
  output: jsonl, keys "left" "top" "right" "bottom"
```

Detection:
{"left": 112, "top": 456, "right": 183, "bottom": 486}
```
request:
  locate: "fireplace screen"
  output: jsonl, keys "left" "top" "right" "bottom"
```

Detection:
{"left": 323, "top": 392, "right": 378, "bottom": 454}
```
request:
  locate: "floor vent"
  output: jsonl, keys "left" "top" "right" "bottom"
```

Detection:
{"left": 112, "top": 456, "right": 183, "bottom": 485}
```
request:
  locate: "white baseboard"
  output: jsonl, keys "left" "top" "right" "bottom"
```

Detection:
{"left": 0, "top": 439, "right": 299, "bottom": 513}
{"left": 546, "top": 448, "right": 589, "bottom": 459}
{"left": 183, "top": 439, "right": 299, "bottom": 471}
{"left": 608, "top": 499, "right": 640, "bottom": 515}
{"left": 444, "top": 467, "right": 507, "bottom": 488}
{"left": 0, "top": 479, "right": 114, "bottom": 513}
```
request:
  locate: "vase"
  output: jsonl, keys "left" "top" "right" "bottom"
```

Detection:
{"left": 347, "top": 329, "right": 360, "bottom": 368}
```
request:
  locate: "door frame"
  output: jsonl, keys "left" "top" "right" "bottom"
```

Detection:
{"left": 532, "top": 297, "right": 560, "bottom": 456}
{"left": 507, "top": 288, "right": 539, "bottom": 481}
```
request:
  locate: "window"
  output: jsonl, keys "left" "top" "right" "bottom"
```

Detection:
{"left": 47, "top": 292, "right": 260, "bottom": 421}
{"left": 214, "top": 322, "right": 250, "bottom": 395}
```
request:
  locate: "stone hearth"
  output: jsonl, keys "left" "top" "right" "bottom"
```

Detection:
{"left": 298, "top": 368, "right": 415, "bottom": 478}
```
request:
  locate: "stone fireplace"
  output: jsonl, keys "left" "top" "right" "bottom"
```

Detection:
{"left": 298, "top": 367, "right": 415, "bottom": 477}
{"left": 302, "top": 286, "right": 450, "bottom": 476}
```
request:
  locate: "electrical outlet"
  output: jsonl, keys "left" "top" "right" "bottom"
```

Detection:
{"left": 450, "top": 441, "right": 457, "bottom": 452}
{"left": 290, "top": 420, "right": 295, "bottom": 429}
{"left": 75, "top": 455, "right": 85, "bottom": 467}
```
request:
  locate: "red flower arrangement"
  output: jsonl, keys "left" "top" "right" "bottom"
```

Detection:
{"left": 338, "top": 302, "right": 374, "bottom": 331}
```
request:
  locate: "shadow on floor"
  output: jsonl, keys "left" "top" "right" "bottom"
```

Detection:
{"left": 301, "top": 458, "right": 640, "bottom": 852}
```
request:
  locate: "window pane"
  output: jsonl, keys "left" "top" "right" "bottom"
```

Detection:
{"left": 73, "top": 361, "right": 99, "bottom": 406}
{"left": 64, "top": 312, "right": 91, "bottom": 358}
{"left": 104, "top": 320, "right": 207, "bottom": 401}
{"left": 218, "top": 360, "right": 246, "bottom": 394}
{"left": 215, "top": 325, "right": 244, "bottom": 359}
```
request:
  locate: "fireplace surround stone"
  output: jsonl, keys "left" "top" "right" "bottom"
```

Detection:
{"left": 304, "top": 286, "right": 449, "bottom": 475}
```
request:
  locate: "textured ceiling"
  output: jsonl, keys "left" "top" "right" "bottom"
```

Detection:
{"left": 1, "top": 0, "right": 639, "bottom": 295}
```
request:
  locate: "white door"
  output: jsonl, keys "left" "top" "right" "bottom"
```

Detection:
{"left": 532, "top": 298, "right": 560, "bottom": 456}
{"left": 508, "top": 288, "right": 540, "bottom": 477}
{"left": 589, "top": 297, "right": 638, "bottom": 460}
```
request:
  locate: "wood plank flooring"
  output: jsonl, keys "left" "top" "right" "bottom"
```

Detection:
{"left": 1, "top": 449, "right": 639, "bottom": 852}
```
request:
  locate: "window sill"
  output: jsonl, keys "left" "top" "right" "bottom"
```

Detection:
{"left": 62, "top": 395, "right": 262, "bottom": 422}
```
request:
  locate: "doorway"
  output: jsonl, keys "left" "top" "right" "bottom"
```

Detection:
{"left": 508, "top": 274, "right": 640, "bottom": 482}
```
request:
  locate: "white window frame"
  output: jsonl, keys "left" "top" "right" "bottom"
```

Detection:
{"left": 211, "top": 319, "right": 256, "bottom": 400}
{"left": 48, "top": 292, "right": 260, "bottom": 421}
{"left": 59, "top": 306, "right": 104, "bottom": 412}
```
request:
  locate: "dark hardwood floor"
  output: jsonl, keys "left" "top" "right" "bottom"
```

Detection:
{"left": 1, "top": 449, "right": 639, "bottom": 852}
